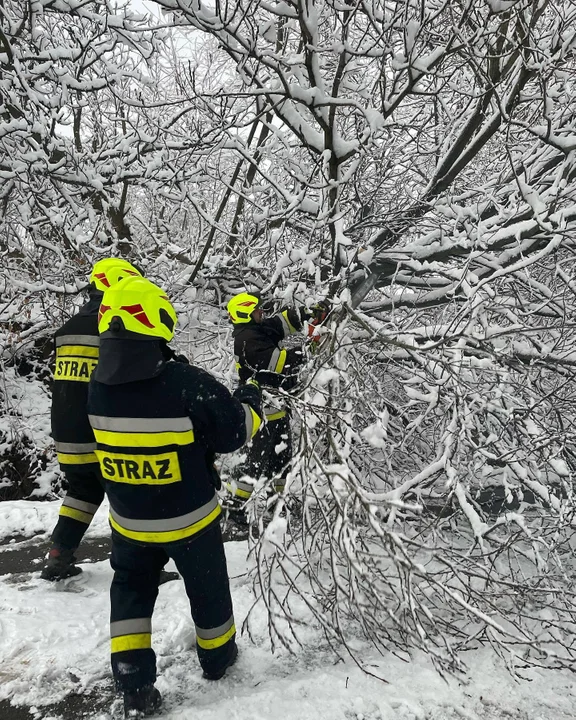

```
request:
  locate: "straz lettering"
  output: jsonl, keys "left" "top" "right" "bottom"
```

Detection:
{"left": 54, "top": 358, "right": 98, "bottom": 382}
{"left": 97, "top": 451, "right": 181, "bottom": 485}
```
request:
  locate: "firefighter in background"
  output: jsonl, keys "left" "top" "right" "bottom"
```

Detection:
{"left": 41, "top": 258, "right": 142, "bottom": 581}
{"left": 88, "top": 277, "right": 262, "bottom": 718}
{"left": 224, "top": 291, "right": 329, "bottom": 525}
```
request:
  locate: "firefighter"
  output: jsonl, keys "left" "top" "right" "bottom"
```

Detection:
{"left": 41, "top": 258, "right": 142, "bottom": 581}
{"left": 88, "top": 276, "right": 262, "bottom": 718}
{"left": 224, "top": 291, "right": 329, "bottom": 525}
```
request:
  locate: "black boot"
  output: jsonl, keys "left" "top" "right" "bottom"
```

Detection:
{"left": 202, "top": 643, "right": 238, "bottom": 681}
{"left": 123, "top": 685, "right": 162, "bottom": 718}
{"left": 40, "top": 547, "right": 82, "bottom": 581}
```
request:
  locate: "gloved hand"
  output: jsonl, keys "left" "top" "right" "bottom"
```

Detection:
{"left": 233, "top": 379, "right": 262, "bottom": 416}
{"left": 311, "top": 299, "right": 330, "bottom": 323}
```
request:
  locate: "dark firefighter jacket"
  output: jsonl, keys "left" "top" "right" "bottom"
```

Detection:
{"left": 87, "top": 336, "right": 262, "bottom": 545}
{"left": 51, "top": 293, "right": 102, "bottom": 470}
{"left": 233, "top": 307, "right": 309, "bottom": 392}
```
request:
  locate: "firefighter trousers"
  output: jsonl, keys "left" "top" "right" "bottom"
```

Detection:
{"left": 51, "top": 466, "right": 105, "bottom": 551}
{"left": 109, "top": 522, "right": 236, "bottom": 691}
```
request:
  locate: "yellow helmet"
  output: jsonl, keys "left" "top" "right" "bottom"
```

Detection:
{"left": 227, "top": 292, "right": 261, "bottom": 324}
{"left": 98, "top": 276, "right": 177, "bottom": 342}
{"left": 89, "top": 258, "right": 142, "bottom": 292}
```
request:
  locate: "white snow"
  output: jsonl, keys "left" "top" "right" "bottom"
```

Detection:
{"left": 0, "top": 523, "right": 575, "bottom": 718}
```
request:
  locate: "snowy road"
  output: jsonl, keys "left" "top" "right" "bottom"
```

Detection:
{"left": 0, "top": 500, "right": 575, "bottom": 720}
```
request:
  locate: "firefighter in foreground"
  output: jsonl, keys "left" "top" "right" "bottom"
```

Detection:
{"left": 224, "top": 291, "right": 329, "bottom": 526}
{"left": 88, "top": 277, "right": 262, "bottom": 718}
{"left": 41, "top": 258, "right": 142, "bottom": 581}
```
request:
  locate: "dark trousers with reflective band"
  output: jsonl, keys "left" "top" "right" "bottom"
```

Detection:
{"left": 235, "top": 414, "right": 292, "bottom": 496}
{"left": 110, "top": 522, "right": 236, "bottom": 691}
{"left": 51, "top": 466, "right": 105, "bottom": 551}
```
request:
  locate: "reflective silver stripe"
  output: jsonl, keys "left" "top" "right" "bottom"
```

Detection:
{"left": 242, "top": 403, "right": 255, "bottom": 439}
{"left": 56, "top": 335, "right": 99, "bottom": 347}
{"left": 279, "top": 313, "right": 291, "bottom": 338}
{"left": 234, "top": 355, "right": 240, "bottom": 362}
{"left": 89, "top": 415, "right": 193, "bottom": 432}
{"left": 54, "top": 441, "right": 97, "bottom": 453}
{"left": 110, "top": 495, "right": 219, "bottom": 532}
{"left": 267, "top": 348, "right": 281, "bottom": 371}
{"left": 110, "top": 618, "right": 152, "bottom": 638}
{"left": 195, "top": 616, "right": 234, "bottom": 641}
{"left": 226, "top": 479, "right": 254, "bottom": 494}
{"left": 62, "top": 496, "right": 100, "bottom": 514}
{"left": 263, "top": 405, "right": 286, "bottom": 416}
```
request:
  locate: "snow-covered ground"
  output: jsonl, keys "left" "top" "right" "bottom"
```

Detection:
{"left": 1, "top": 501, "right": 575, "bottom": 720}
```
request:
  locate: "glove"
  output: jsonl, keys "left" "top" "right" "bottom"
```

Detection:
{"left": 311, "top": 299, "right": 330, "bottom": 323}
{"left": 233, "top": 380, "right": 262, "bottom": 416}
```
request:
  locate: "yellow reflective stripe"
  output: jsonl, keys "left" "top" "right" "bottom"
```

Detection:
{"left": 242, "top": 404, "right": 261, "bottom": 440}
{"left": 109, "top": 505, "right": 221, "bottom": 544}
{"left": 56, "top": 345, "right": 99, "bottom": 358}
{"left": 59, "top": 506, "right": 93, "bottom": 524}
{"left": 249, "top": 405, "right": 261, "bottom": 438}
{"left": 224, "top": 482, "right": 252, "bottom": 499}
{"left": 111, "top": 633, "right": 151, "bottom": 654}
{"left": 57, "top": 452, "right": 98, "bottom": 465}
{"left": 93, "top": 428, "right": 194, "bottom": 448}
{"left": 281, "top": 309, "right": 297, "bottom": 334}
{"left": 274, "top": 348, "right": 287, "bottom": 373}
{"left": 265, "top": 410, "right": 286, "bottom": 421}
{"left": 196, "top": 623, "right": 236, "bottom": 650}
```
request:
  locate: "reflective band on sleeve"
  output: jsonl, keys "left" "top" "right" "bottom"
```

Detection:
{"left": 242, "top": 404, "right": 261, "bottom": 440}
{"left": 265, "top": 410, "right": 287, "bottom": 421}
{"left": 195, "top": 617, "right": 236, "bottom": 650}
{"left": 59, "top": 506, "right": 93, "bottom": 524}
{"left": 56, "top": 335, "right": 100, "bottom": 348}
{"left": 278, "top": 314, "right": 291, "bottom": 338}
{"left": 275, "top": 348, "right": 287, "bottom": 373}
{"left": 62, "top": 496, "right": 100, "bottom": 515}
{"left": 89, "top": 415, "right": 194, "bottom": 448}
{"left": 57, "top": 451, "right": 98, "bottom": 465}
{"left": 109, "top": 496, "right": 221, "bottom": 544}
{"left": 273, "top": 482, "right": 286, "bottom": 493}
{"left": 110, "top": 618, "right": 152, "bottom": 638}
{"left": 267, "top": 348, "right": 287, "bottom": 373}
{"left": 111, "top": 633, "right": 151, "bottom": 654}
{"left": 224, "top": 480, "right": 254, "bottom": 499}
{"left": 280, "top": 310, "right": 297, "bottom": 336}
